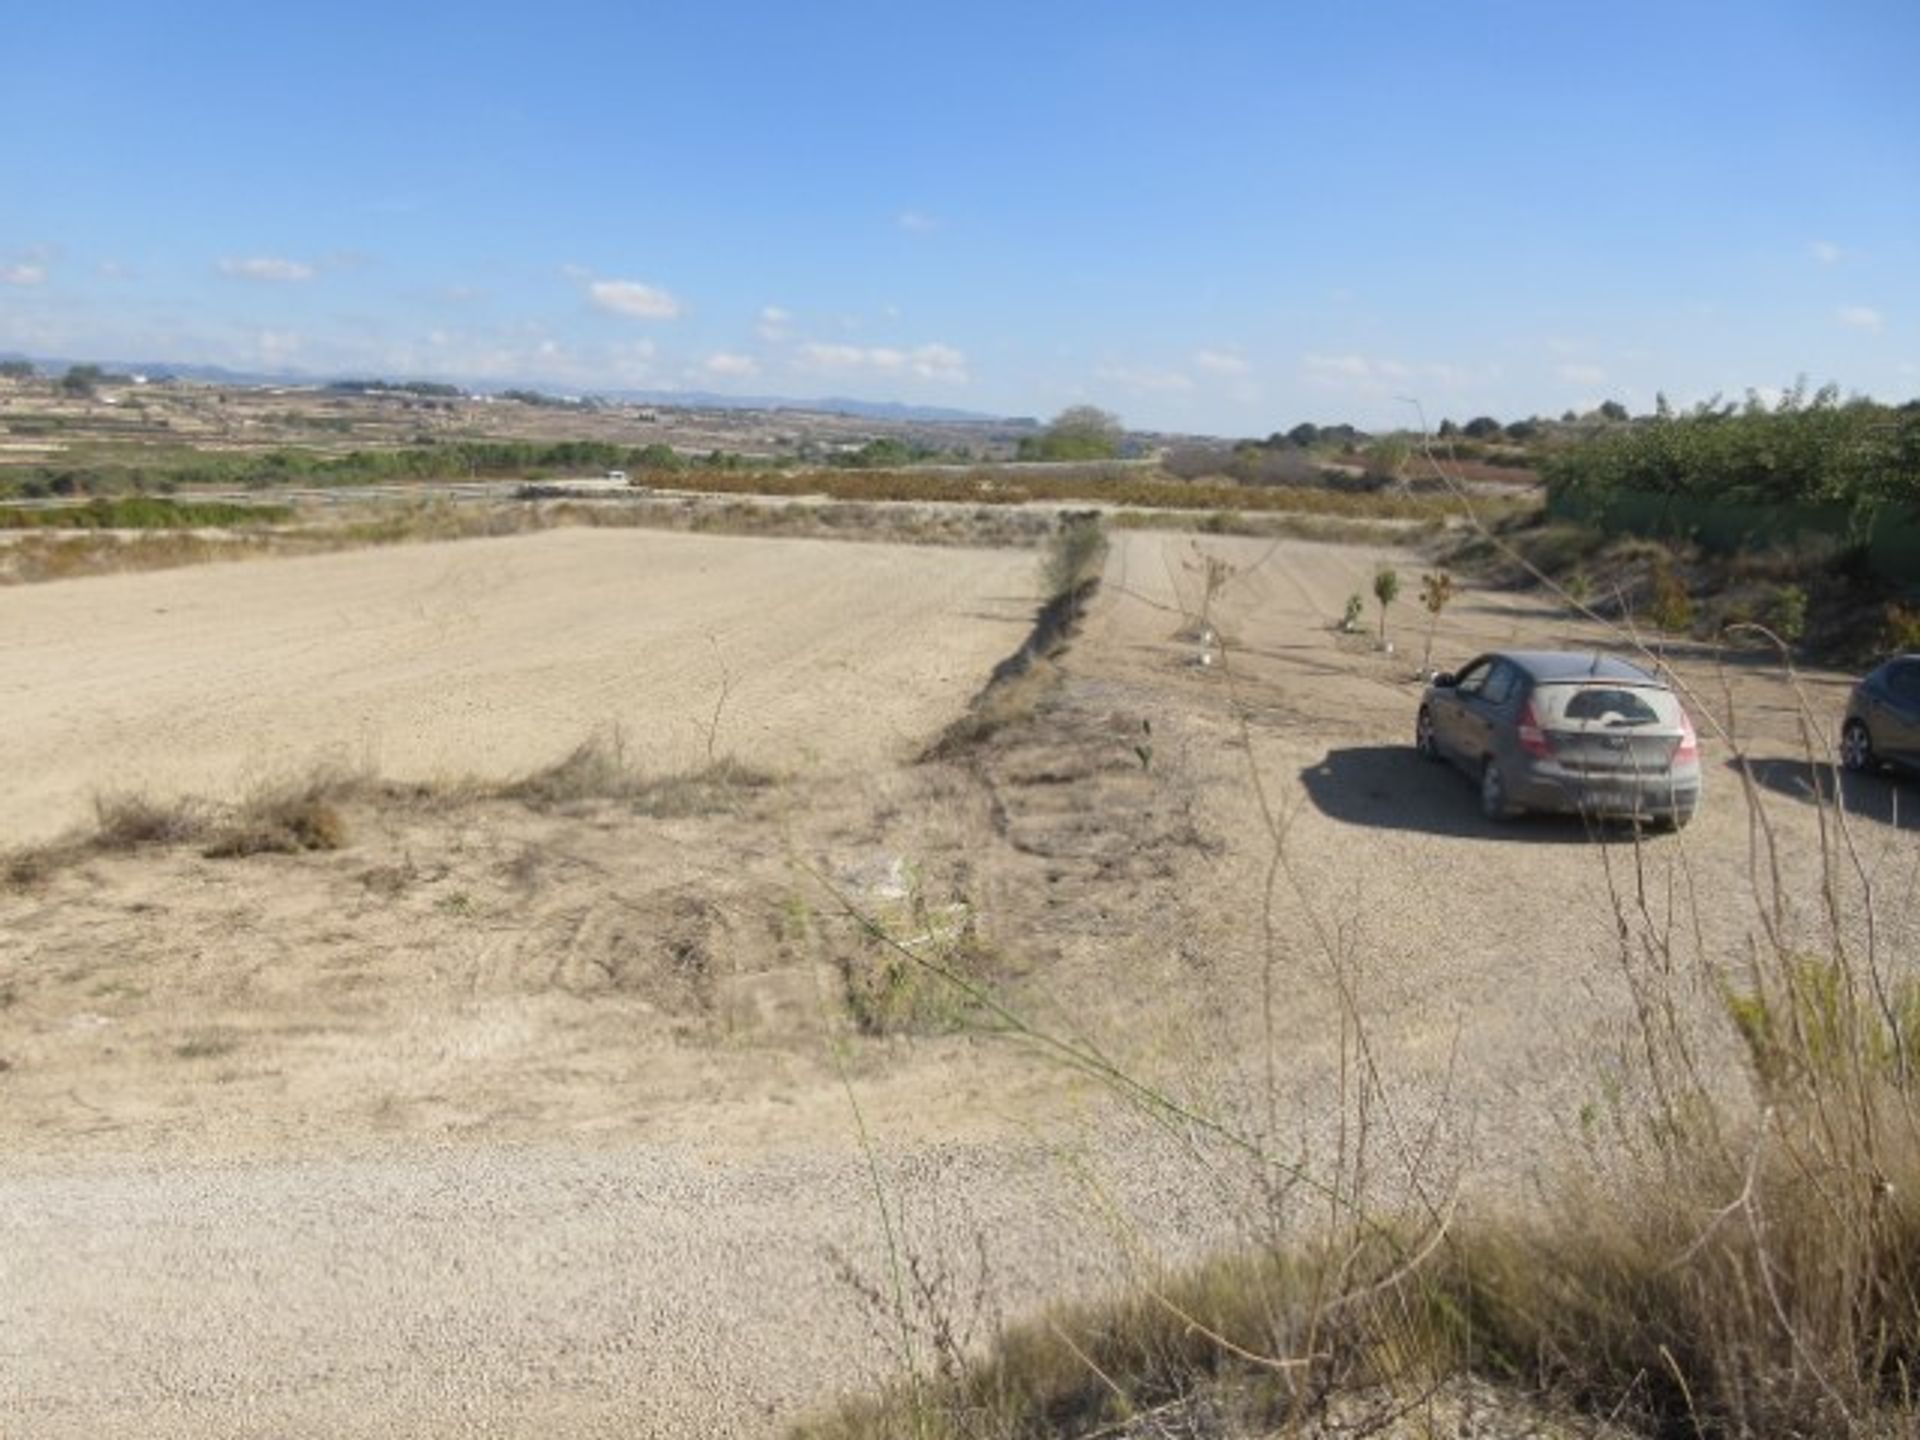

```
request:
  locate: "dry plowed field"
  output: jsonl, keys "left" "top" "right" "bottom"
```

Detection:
{"left": 4, "top": 526, "right": 1915, "bottom": 1437}
{"left": 0, "top": 527, "right": 1038, "bottom": 844}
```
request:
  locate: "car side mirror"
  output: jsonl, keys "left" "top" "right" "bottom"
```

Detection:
{"left": 1433, "top": 672, "right": 1457, "bottom": 688}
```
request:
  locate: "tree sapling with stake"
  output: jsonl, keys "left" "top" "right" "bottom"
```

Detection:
{"left": 1373, "top": 564, "right": 1400, "bottom": 649}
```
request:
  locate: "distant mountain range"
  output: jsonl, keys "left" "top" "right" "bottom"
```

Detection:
{"left": 0, "top": 352, "right": 1022, "bottom": 427}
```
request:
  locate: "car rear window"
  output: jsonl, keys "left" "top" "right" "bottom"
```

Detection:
{"left": 1536, "top": 684, "right": 1679, "bottom": 728}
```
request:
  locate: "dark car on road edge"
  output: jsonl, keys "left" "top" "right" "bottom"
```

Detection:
{"left": 1841, "top": 654, "right": 1920, "bottom": 777}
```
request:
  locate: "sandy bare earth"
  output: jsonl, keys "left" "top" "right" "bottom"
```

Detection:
{"left": 0, "top": 527, "right": 1039, "bottom": 845}
{"left": 5, "top": 526, "right": 1919, "bottom": 1438}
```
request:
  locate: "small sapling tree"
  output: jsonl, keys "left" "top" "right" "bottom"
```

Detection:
{"left": 1419, "top": 570, "right": 1456, "bottom": 675}
{"left": 1373, "top": 564, "right": 1401, "bottom": 646}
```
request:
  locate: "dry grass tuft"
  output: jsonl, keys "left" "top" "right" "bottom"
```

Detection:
{"left": 505, "top": 731, "right": 643, "bottom": 808}
{"left": 805, "top": 1079, "right": 1920, "bottom": 1438}
{"left": 832, "top": 882, "right": 999, "bottom": 1036}
{"left": 91, "top": 792, "right": 209, "bottom": 850}
{"left": 630, "top": 756, "right": 778, "bottom": 818}
{"left": 2, "top": 845, "right": 63, "bottom": 890}
{"left": 503, "top": 731, "right": 776, "bottom": 816}
{"left": 172, "top": 1030, "right": 242, "bottom": 1062}
{"left": 923, "top": 659, "right": 1062, "bottom": 759}
{"left": 203, "top": 768, "right": 360, "bottom": 857}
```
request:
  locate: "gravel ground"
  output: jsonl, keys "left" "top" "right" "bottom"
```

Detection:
{"left": 2, "top": 1131, "right": 1237, "bottom": 1439}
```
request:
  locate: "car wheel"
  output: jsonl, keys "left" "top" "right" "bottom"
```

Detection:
{"left": 1841, "top": 720, "right": 1878, "bottom": 774}
{"left": 1480, "top": 759, "right": 1516, "bottom": 821}
{"left": 1415, "top": 707, "right": 1441, "bottom": 761}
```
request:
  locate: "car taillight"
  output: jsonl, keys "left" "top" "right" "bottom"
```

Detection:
{"left": 1517, "top": 700, "right": 1552, "bottom": 758}
{"left": 1675, "top": 708, "right": 1698, "bottom": 764}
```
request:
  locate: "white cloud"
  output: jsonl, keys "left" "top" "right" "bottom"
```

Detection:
{"left": 1557, "top": 362, "right": 1609, "bottom": 385}
{"left": 587, "top": 278, "right": 682, "bottom": 320}
{"left": 1838, "top": 304, "right": 1884, "bottom": 332}
{"left": 896, "top": 210, "right": 940, "bottom": 232}
{"left": 800, "top": 342, "right": 870, "bottom": 369}
{"left": 218, "top": 256, "right": 316, "bottom": 283}
{"left": 1193, "top": 349, "right": 1248, "bottom": 376}
{"left": 1302, "top": 352, "right": 1375, "bottom": 379}
{"left": 797, "top": 340, "right": 968, "bottom": 383}
{"left": 904, "top": 343, "right": 967, "bottom": 381}
{"left": 704, "top": 352, "right": 759, "bottom": 378}
{"left": 1810, "top": 240, "right": 1844, "bottom": 265}
{"left": 2, "top": 263, "right": 46, "bottom": 286}
{"left": 253, "top": 329, "right": 304, "bottom": 363}
{"left": 1095, "top": 364, "right": 1195, "bottom": 393}
{"left": 758, "top": 305, "right": 792, "bottom": 341}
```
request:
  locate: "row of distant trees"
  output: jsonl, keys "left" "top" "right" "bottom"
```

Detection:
{"left": 1275, "top": 406, "right": 1629, "bottom": 450}
{"left": 0, "top": 361, "right": 136, "bottom": 397}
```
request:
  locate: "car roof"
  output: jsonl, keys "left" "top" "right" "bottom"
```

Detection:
{"left": 1489, "top": 651, "right": 1664, "bottom": 685}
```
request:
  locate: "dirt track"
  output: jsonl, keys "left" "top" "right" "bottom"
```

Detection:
{"left": 5, "top": 527, "right": 1916, "bottom": 1437}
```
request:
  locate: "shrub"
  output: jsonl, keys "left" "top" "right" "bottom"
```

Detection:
{"left": 1764, "top": 584, "right": 1809, "bottom": 645}
{"left": 833, "top": 869, "right": 996, "bottom": 1035}
{"left": 1040, "top": 512, "right": 1107, "bottom": 600}
{"left": 204, "top": 771, "right": 356, "bottom": 857}
{"left": 91, "top": 792, "right": 208, "bottom": 850}
{"left": 506, "top": 732, "right": 641, "bottom": 808}
{"left": 1646, "top": 556, "right": 1694, "bottom": 632}
{"left": 1885, "top": 605, "right": 1920, "bottom": 652}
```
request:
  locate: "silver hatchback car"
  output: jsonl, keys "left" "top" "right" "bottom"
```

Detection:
{"left": 1416, "top": 651, "right": 1702, "bottom": 827}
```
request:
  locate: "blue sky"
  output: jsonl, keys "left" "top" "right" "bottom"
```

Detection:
{"left": 3, "top": 0, "right": 1915, "bottom": 435}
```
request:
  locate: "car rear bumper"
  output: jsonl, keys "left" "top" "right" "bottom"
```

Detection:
{"left": 1515, "top": 772, "right": 1701, "bottom": 819}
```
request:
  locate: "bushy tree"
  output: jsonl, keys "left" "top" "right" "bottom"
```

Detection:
{"left": 1365, "top": 436, "right": 1411, "bottom": 481}
{"left": 1598, "top": 400, "right": 1630, "bottom": 422}
{"left": 1018, "top": 405, "right": 1123, "bottom": 461}
{"left": 1462, "top": 416, "right": 1503, "bottom": 440}
{"left": 0, "top": 359, "right": 34, "bottom": 380}
{"left": 630, "top": 443, "right": 683, "bottom": 471}
{"left": 60, "top": 364, "right": 106, "bottom": 397}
